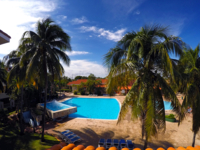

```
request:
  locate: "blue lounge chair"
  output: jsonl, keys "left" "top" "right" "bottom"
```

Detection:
{"left": 127, "top": 140, "right": 135, "bottom": 150}
{"left": 62, "top": 132, "right": 74, "bottom": 139}
{"left": 64, "top": 134, "right": 77, "bottom": 142}
{"left": 68, "top": 136, "right": 81, "bottom": 143}
{"left": 98, "top": 139, "right": 105, "bottom": 147}
{"left": 61, "top": 130, "right": 70, "bottom": 135}
{"left": 119, "top": 139, "right": 126, "bottom": 149}
{"left": 22, "top": 111, "right": 32, "bottom": 124}
{"left": 106, "top": 139, "right": 112, "bottom": 149}
{"left": 112, "top": 139, "right": 119, "bottom": 148}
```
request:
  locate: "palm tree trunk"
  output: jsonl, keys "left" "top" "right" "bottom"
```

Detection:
{"left": 41, "top": 52, "right": 47, "bottom": 142}
{"left": 141, "top": 113, "right": 145, "bottom": 139}
{"left": 59, "top": 80, "right": 61, "bottom": 97}
{"left": 192, "top": 133, "right": 196, "bottom": 147}
{"left": 144, "top": 132, "right": 148, "bottom": 150}
{"left": 20, "top": 85, "right": 24, "bottom": 135}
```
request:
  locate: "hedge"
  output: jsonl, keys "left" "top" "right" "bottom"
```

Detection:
{"left": 60, "top": 89, "right": 72, "bottom": 92}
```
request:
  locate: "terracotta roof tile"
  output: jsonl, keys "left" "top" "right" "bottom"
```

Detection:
{"left": 67, "top": 79, "right": 88, "bottom": 85}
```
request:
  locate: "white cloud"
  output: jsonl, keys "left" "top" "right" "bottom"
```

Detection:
{"left": 71, "top": 16, "right": 88, "bottom": 24}
{"left": 66, "top": 51, "right": 90, "bottom": 56}
{"left": 80, "top": 26, "right": 126, "bottom": 42}
{"left": 57, "top": 15, "right": 67, "bottom": 20}
{"left": 0, "top": 0, "right": 59, "bottom": 55}
{"left": 135, "top": 11, "right": 140, "bottom": 15}
{"left": 63, "top": 60, "right": 108, "bottom": 78}
{"left": 169, "top": 19, "right": 186, "bottom": 36}
{"left": 102, "top": 0, "right": 145, "bottom": 15}
{"left": 62, "top": 16, "right": 67, "bottom": 19}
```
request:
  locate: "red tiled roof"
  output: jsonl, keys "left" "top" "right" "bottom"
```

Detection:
{"left": 67, "top": 79, "right": 88, "bottom": 85}
{"left": 96, "top": 79, "right": 107, "bottom": 84}
{"left": 67, "top": 79, "right": 133, "bottom": 87}
{"left": 67, "top": 79, "right": 107, "bottom": 86}
{"left": 0, "top": 30, "right": 11, "bottom": 38}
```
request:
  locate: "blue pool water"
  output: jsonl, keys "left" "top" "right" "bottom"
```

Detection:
{"left": 61, "top": 98, "right": 120, "bottom": 120}
{"left": 164, "top": 101, "right": 172, "bottom": 110}
{"left": 40, "top": 100, "right": 72, "bottom": 111}
{"left": 41, "top": 98, "right": 172, "bottom": 119}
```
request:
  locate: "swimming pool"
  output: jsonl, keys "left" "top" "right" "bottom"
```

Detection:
{"left": 164, "top": 101, "right": 172, "bottom": 110}
{"left": 40, "top": 98, "right": 172, "bottom": 120}
{"left": 62, "top": 98, "right": 120, "bottom": 120}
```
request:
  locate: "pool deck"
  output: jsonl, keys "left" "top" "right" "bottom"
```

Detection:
{"left": 44, "top": 93, "right": 200, "bottom": 149}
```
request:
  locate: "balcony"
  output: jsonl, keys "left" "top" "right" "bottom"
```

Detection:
{"left": 0, "top": 30, "right": 11, "bottom": 45}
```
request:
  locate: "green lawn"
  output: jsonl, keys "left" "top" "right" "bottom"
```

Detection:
{"left": 0, "top": 110, "right": 60, "bottom": 150}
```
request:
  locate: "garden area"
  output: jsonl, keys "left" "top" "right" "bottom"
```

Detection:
{"left": 0, "top": 109, "right": 60, "bottom": 150}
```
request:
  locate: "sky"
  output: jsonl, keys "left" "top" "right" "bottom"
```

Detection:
{"left": 0, "top": 0, "right": 200, "bottom": 78}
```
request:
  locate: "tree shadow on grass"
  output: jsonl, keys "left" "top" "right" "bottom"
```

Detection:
{"left": 0, "top": 132, "right": 60, "bottom": 150}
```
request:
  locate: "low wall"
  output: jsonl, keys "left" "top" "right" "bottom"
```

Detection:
{"left": 47, "top": 107, "right": 77, "bottom": 119}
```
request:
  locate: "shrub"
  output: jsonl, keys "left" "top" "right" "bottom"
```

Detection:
{"left": 60, "top": 89, "right": 72, "bottom": 92}
{"left": 80, "top": 90, "right": 85, "bottom": 95}
{"left": 165, "top": 114, "right": 175, "bottom": 119}
{"left": 74, "top": 90, "right": 78, "bottom": 95}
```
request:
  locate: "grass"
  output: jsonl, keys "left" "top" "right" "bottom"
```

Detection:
{"left": 0, "top": 110, "right": 60, "bottom": 150}
{"left": 165, "top": 114, "right": 175, "bottom": 119}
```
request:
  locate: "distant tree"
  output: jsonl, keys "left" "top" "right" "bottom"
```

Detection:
{"left": 85, "top": 79, "right": 102, "bottom": 94}
{"left": 77, "top": 82, "right": 86, "bottom": 95}
{"left": 88, "top": 73, "right": 96, "bottom": 80}
{"left": 75, "top": 76, "right": 82, "bottom": 80}
{"left": 81, "top": 76, "right": 88, "bottom": 79}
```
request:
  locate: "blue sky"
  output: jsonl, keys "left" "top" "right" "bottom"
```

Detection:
{"left": 0, "top": 0, "right": 200, "bottom": 78}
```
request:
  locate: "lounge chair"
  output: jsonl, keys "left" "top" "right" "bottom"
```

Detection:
{"left": 126, "top": 140, "right": 135, "bottom": 150}
{"left": 64, "top": 134, "right": 77, "bottom": 142}
{"left": 98, "top": 139, "right": 105, "bottom": 147}
{"left": 119, "top": 139, "right": 126, "bottom": 149}
{"left": 106, "top": 139, "right": 112, "bottom": 149}
{"left": 68, "top": 136, "right": 81, "bottom": 143}
{"left": 22, "top": 111, "right": 32, "bottom": 123}
{"left": 112, "top": 139, "right": 119, "bottom": 148}
{"left": 61, "top": 130, "right": 70, "bottom": 135}
{"left": 62, "top": 131, "right": 74, "bottom": 139}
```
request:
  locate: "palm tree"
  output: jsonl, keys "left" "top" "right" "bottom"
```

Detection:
{"left": 4, "top": 50, "right": 27, "bottom": 135}
{"left": 19, "top": 18, "right": 71, "bottom": 141}
{"left": 178, "top": 45, "right": 200, "bottom": 147}
{"left": 0, "top": 60, "right": 6, "bottom": 92}
{"left": 104, "top": 25, "right": 185, "bottom": 149}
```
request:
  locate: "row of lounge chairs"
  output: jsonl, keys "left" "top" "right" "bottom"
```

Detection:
{"left": 98, "top": 139, "right": 135, "bottom": 150}
{"left": 60, "top": 130, "right": 82, "bottom": 144}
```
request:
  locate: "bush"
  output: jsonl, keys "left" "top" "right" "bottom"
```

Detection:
{"left": 165, "top": 114, "right": 175, "bottom": 119}
{"left": 80, "top": 90, "right": 85, "bottom": 95}
{"left": 74, "top": 90, "right": 78, "bottom": 95}
{"left": 60, "top": 89, "right": 72, "bottom": 92}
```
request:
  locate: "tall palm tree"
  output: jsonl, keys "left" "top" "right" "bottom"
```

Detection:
{"left": 19, "top": 18, "right": 71, "bottom": 141}
{"left": 104, "top": 25, "right": 185, "bottom": 149}
{"left": 178, "top": 45, "right": 200, "bottom": 147}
